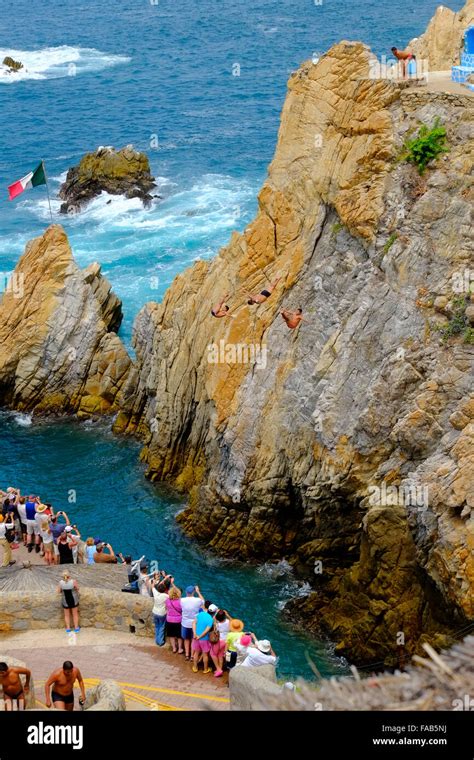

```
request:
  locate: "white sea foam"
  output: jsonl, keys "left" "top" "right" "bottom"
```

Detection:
{"left": 12, "top": 412, "right": 33, "bottom": 427}
{"left": 0, "top": 46, "right": 130, "bottom": 84}
{"left": 257, "top": 559, "right": 294, "bottom": 580}
{"left": 24, "top": 173, "right": 254, "bottom": 243}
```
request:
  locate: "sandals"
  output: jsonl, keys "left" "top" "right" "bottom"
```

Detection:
{"left": 178, "top": 650, "right": 184, "bottom": 655}
{"left": 203, "top": 668, "right": 212, "bottom": 675}
{"left": 192, "top": 665, "right": 199, "bottom": 673}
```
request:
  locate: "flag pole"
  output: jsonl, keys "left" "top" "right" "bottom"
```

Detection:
{"left": 42, "top": 160, "right": 54, "bottom": 224}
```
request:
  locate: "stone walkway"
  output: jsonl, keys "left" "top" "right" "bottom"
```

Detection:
{"left": 1, "top": 628, "right": 230, "bottom": 711}
{"left": 421, "top": 70, "right": 474, "bottom": 96}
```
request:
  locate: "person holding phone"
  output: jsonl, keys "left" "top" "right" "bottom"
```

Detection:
{"left": 0, "top": 512, "right": 15, "bottom": 567}
{"left": 49, "top": 510, "right": 71, "bottom": 564}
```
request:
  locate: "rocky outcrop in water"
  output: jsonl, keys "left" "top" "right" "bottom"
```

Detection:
{"left": 0, "top": 225, "right": 131, "bottom": 417}
{"left": 115, "top": 39, "right": 474, "bottom": 666}
{"left": 408, "top": 0, "right": 474, "bottom": 69}
{"left": 59, "top": 145, "right": 156, "bottom": 214}
{"left": 2, "top": 56, "right": 23, "bottom": 72}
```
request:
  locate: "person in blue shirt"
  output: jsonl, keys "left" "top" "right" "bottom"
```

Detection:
{"left": 191, "top": 608, "right": 215, "bottom": 674}
{"left": 25, "top": 495, "right": 41, "bottom": 554}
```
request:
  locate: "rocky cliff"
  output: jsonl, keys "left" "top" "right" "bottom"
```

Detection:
{"left": 59, "top": 145, "right": 156, "bottom": 213}
{"left": 1, "top": 9, "right": 473, "bottom": 669}
{"left": 0, "top": 225, "right": 131, "bottom": 416}
{"left": 115, "top": 40, "right": 474, "bottom": 666}
{"left": 409, "top": 0, "right": 474, "bottom": 69}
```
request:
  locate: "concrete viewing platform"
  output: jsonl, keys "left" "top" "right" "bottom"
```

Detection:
{"left": 0, "top": 628, "right": 230, "bottom": 711}
{"left": 0, "top": 547, "right": 230, "bottom": 711}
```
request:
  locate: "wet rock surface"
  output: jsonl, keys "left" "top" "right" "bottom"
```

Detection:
{"left": 58, "top": 145, "right": 157, "bottom": 213}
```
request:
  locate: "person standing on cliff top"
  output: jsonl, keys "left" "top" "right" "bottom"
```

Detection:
{"left": 281, "top": 308, "right": 304, "bottom": 329}
{"left": 247, "top": 276, "right": 281, "bottom": 305}
{"left": 391, "top": 47, "right": 415, "bottom": 79}
{"left": 0, "top": 661, "right": 31, "bottom": 710}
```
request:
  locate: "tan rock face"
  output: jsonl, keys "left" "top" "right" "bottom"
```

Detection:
{"left": 0, "top": 225, "right": 132, "bottom": 416}
{"left": 408, "top": 0, "right": 474, "bottom": 69}
{"left": 116, "top": 41, "right": 474, "bottom": 665}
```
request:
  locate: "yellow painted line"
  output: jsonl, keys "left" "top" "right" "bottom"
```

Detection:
{"left": 81, "top": 678, "right": 184, "bottom": 711}
{"left": 120, "top": 688, "right": 184, "bottom": 711}
{"left": 38, "top": 677, "right": 228, "bottom": 705}
{"left": 113, "top": 679, "right": 229, "bottom": 703}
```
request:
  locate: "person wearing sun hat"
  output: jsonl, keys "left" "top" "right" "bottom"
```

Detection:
{"left": 239, "top": 633, "right": 277, "bottom": 668}
{"left": 225, "top": 619, "right": 244, "bottom": 670}
{"left": 33, "top": 503, "right": 49, "bottom": 557}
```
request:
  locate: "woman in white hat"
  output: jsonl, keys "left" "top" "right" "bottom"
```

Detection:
{"left": 237, "top": 633, "right": 277, "bottom": 668}
{"left": 57, "top": 571, "right": 80, "bottom": 634}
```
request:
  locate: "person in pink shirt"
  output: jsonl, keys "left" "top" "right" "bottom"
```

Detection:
{"left": 165, "top": 586, "right": 183, "bottom": 654}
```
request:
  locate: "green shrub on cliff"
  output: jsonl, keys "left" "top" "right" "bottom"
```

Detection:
{"left": 400, "top": 118, "right": 449, "bottom": 175}
{"left": 434, "top": 296, "right": 471, "bottom": 344}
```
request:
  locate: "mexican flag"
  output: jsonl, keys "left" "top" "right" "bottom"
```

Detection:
{"left": 8, "top": 161, "right": 47, "bottom": 201}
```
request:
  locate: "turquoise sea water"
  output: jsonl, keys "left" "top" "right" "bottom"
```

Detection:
{"left": 0, "top": 0, "right": 464, "bottom": 678}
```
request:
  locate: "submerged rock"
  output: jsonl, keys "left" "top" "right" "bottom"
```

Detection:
{"left": 58, "top": 145, "right": 156, "bottom": 213}
{"left": 0, "top": 225, "right": 132, "bottom": 417}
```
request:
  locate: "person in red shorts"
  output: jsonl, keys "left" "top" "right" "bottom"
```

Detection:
{"left": 192, "top": 607, "right": 214, "bottom": 674}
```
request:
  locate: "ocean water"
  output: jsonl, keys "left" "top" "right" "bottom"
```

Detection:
{"left": 0, "top": 0, "right": 463, "bottom": 678}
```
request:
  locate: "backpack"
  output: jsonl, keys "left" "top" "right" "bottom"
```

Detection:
{"left": 209, "top": 623, "right": 220, "bottom": 644}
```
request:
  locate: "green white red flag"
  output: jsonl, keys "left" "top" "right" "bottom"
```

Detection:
{"left": 8, "top": 161, "right": 47, "bottom": 200}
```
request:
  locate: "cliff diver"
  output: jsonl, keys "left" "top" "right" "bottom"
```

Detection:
{"left": 247, "top": 276, "right": 281, "bottom": 305}
{"left": 281, "top": 308, "right": 304, "bottom": 329}
{"left": 391, "top": 47, "right": 416, "bottom": 78}
{"left": 211, "top": 293, "right": 231, "bottom": 318}
{"left": 44, "top": 661, "right": 86, "bottom": 711}
{"left": 0, "top": 661, "right": 31, "bottom": 710}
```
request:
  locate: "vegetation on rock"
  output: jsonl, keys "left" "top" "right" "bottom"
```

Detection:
{"left": 400, "top": 118, "right": 449, "bottom": 175}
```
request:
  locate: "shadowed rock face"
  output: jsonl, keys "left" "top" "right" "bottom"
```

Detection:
{"left": 114, "top": 41, "right": 474, "bottom": 665}
{"left": 0, "top": 225, "right": 132, "bottom": 417}
{"left": 58, "top": 145, "right": 156, "bottom": 213}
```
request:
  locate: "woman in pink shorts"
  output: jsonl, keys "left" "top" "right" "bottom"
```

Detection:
{"left": 209, "top": 608, "right": 231, "bottom": 678}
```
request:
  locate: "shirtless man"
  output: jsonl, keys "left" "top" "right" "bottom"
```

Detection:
{"left": 391, "top": 47, "right": 415, "bottom": 79}
{"left": 211, "top": 293, "right": 230, "bottom": 318}
{"left": 281, "top": 308, "right": 304, "bottom": 329}
{"left": 0, "top": 661, "right": 31, "bottom": 710}
{"left": 45, "top": 661, "right": 86, "bottom": 711}
{"left": 247, "top": 277, "right": 281, "bottom": 305}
